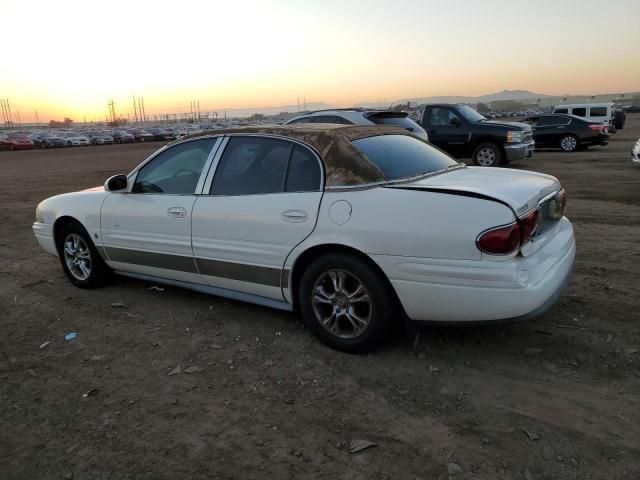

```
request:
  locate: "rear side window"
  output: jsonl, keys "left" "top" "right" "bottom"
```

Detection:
{"left": 288, "top": 117, "right": 312, "bottom": 124}
{"left": 286, "top": 146, "right": 322, "bottom": 192}
{"left": 572, "top": 107, "right": 587, "bottom": 117}
{"left": 368, "top": 115, "right": 422, "bottom": 132}
{"left": 352, "top": 134, "right": 458, "bottom": 182}
{"left": 311, "top": 115, "right": 340, "bottom": 123}
{"left": 590, "top": 107, "right": 607, "bottom": 117}
{"left": 210, "top": 137, "right": 321, "bottom": 195}
{"left": 554, "top": 108, "right": 568, "bottom": 114}
{"left": 538, "top": 116, "right": 568, "bottom": 127}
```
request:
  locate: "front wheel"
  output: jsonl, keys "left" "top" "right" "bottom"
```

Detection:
{"left": 472, "top": 143, "right": 502, "bottom": 167}
{"left": 57, "top": 222, "right": 111, "bottom": 288}
{"left": 559, "top": 135, "right": 578, "bottom": 152}
{"left": 298, "top": 253, "right": 395, "bottom": 353}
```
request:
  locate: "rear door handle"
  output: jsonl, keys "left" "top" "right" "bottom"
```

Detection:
{"left": 281, "top": 210, "right": 308, "bottom": 223}
{"left": 167, "top": 207, "right": 187, "bottom": 218}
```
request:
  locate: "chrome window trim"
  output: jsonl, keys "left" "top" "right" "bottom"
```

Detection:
{"left": 195, "top": 137, "right": 224, "bottom": 194}
{"left": 201, "top": 133, "right": 325, "bottom": 196}
{"left": 200, "top": 136, "right": 230, "bottom": 195}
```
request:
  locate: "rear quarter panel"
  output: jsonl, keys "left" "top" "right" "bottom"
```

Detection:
{"left": 283, "top": 187, "right": 515, "bottom": 299}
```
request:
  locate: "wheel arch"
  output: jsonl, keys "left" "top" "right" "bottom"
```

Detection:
{"left": 53, "top": 215, "right": 85, "bottom": 254}
{"left": 288, "top": 243, "right": 405, "bottom": 316}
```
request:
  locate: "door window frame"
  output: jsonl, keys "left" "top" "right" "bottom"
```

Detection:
{"left": 123, "top": 136, "right": 224, "bottom": 195}
{"left": 199, "top": 134, "right": 325, "bottom": 196}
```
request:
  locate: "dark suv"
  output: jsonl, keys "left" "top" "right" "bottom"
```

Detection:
{"left": 420, "top": 104, "right": 534, "bottom": 166}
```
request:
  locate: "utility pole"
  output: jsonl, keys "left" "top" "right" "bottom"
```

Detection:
{"left": 35, "top": 110, "right": 40, "bottom": 128}
{"left": 16, "top": 111, "right": 21, "bottom": 128}
{"left": 137, "top": 97, "right": 144, "bottom": 123}
{"left": 141, "top": 97, "right": 146, "bottom": 123}
{"left": 133, "top": 95, "right": 139, "bottom": 124}
{"left": 0, "top": 99, "right": 7, "bottom": 127}
{"left": 297, "top": 97, "right": 300, "bottom": 113}
{"left": 197, "top": 100, "right": 201, "bottom": 122}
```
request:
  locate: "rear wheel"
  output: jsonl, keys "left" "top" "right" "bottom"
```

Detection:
{"left": 472, "top": 143, "right": 502, "bottom": 167}
{"left": 559, "top": 134, "right": 578, "bottom": 152}
{"left": 57, "top": 222, "right": 111, "bottom": 288}
{"left": 298, "top": 253, "right": 394, "bottom": 353}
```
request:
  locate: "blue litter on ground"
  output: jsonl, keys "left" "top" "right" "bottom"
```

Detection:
{"left": 64, "top": 332, "right": 78, "bottom": 341}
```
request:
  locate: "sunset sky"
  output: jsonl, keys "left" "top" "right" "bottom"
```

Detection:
{"left": 0, "top": 0, "right": 638, "bottom": 122}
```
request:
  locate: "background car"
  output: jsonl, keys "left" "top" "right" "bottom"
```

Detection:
{"left": 32, "top": 132, "right": 67, "bottom": 148}
{"left": 89, "top": 131, "right": 115, "bottom": 145}
{"left": 285, "top": 109, "right": 429, "bottom": 141}
{"left": 127, "top": 128, "right": 155, "bottom": 143}
{"left": 60, "top": 132, "right": 90, "bottom": 146}
{"left": 111, "top": 130, "right": 135, "bottom": 144}
{"left": 521, "top": 114, "right": 609, "bottom": 152}
{"left": 420, "top": 104, "right": 534, "bottom": 166}
{"left": 33, "top": 125, "right": 574, "bottom": 353}
{"left": 0, "top": 132, "right": 35, "bottom": 150}
{"left": 147, "top": 127, "right": 176, "bottom": 141}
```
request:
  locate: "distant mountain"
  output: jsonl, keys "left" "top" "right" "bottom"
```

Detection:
{"left": 383, "top": 90, "right": 553, "bottom": 107}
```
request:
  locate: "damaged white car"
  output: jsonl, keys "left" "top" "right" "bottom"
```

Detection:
{"left": 33, "top": 125, "right": 575, "bottom": 352}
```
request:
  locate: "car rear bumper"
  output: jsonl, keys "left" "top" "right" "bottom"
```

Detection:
{"left": 32, "top": 222, "right": 58, "bottom": 256}
{"left": 504, "top": 140, "right": 535, "bottom": 161}
{"left": 373, "top": 217, "right": 575, "bottom": 323}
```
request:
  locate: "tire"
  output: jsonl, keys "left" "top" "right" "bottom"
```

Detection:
{"left": 298, "top": 253, "right": 395, "bottom": 353}
{"left": 472, "top": 142, "right": 502, "bottom": 167}
{"left": 57, "top": 222, "right": 111, "bottom": 289}
{"left": 559, "top": 134, "right": 578, "bottom": 152}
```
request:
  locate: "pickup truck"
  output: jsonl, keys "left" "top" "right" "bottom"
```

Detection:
{"left": 420, "top": 104, "right": 534, "bottom": 166}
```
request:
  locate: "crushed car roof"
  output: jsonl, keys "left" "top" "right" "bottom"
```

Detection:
{"left": 184, "top": 124, "right": 413, "bottom": 187}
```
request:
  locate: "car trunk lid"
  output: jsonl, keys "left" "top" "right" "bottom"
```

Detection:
{"left": 392, "top": 166, "right": 560, "bottom": 216}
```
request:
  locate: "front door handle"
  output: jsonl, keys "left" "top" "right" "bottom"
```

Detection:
{"left": 167, "top": 207, "right": 187, "bottom": 218}
{"left": 281, "top": 210, "right": 308, "bottom": 223}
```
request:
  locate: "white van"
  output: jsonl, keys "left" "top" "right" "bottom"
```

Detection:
{"left": 552, "top": 103, "right": 614, "bottom": 127}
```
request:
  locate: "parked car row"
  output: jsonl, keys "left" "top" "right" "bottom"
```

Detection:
{"left": 0, "top": 125, "right": 209, "bottom": 151}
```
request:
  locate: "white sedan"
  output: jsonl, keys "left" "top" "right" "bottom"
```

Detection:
{"left": 60, "top": 132, "right": 90, "bottom": 146}
{"left": 33, "top": 125, "right": 575, "bottom": 352}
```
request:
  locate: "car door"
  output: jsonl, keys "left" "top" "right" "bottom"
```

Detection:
{"left": 424, "top": 107, "right": 469, "bottom": 157}
{"left": 191, "top": 135, "right": 323, "bottom": 300}
{"left": 535, "top": 115, "right": 569, "bottom": 146}
{"left": 100, "top": 137, "right": 221, "bottom": 282}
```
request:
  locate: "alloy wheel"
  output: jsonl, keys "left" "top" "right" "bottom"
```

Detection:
{"left": 63, "top": 233, "right": 92, "bottom": 281}
{"left": 311, "top": 269, "right": 372, "bottom": 339}
{"left": 560, "top": 136, "right": 577, "bottom": 151}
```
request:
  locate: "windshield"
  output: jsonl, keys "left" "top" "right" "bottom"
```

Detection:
{"left": 352, "top": 134, "right": 458, "bottom": 182}
{"left": 457, "top": 105, "right": 486, "bottom": 123}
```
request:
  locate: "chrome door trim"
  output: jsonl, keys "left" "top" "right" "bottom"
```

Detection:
{"left": 194, "top": 136, "right": 223, "bottom": 194}
{"left": 114, "top": 270, "right": 293, "bottom": 312}
{"left": 200, "top": 136, "right": 230, "bottom": 195}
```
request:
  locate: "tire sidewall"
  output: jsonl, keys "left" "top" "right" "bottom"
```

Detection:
{"left": 57, "top": 222, "right": 109, "bottom": 288}
{"left": 298, "top": 253, "right": 394, "bottom": 353}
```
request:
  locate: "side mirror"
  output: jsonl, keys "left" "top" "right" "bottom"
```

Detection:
{"left": 450, "top": 117, "right": 461, "bottom": 127}
{"left": 105, "top": 174, "right": 128, "bottom": 192}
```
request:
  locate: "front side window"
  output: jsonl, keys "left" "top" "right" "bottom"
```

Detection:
{"left": 590, "top": 107, "right": 607, "bottom": 117}
{"left": 572, "top": 107, "right": 587, "bottom": 117}
{"left": 352, "top": 134, "right": 458, "bottom": 182}
{"left": 312, "top": 115, "right": 340, "bottom": 123}
{"left": 554, "top": 108, "right": 568, "bottom": 114}
{"left": 429, "top": 108, "right": 461, "bottom": 127}
{"left": 210, "top": 137, "right": 321, "bottom": 196}
{"left": 132, "top": 138, "right": 216, "bottom": 194}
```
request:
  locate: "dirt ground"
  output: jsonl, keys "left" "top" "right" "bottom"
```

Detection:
{"left": 1, "top": 118, "right": 639, "bottom": 480}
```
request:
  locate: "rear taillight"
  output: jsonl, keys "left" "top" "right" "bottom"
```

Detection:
{"left": 477, "top": 222, "right": 521, "bottom": 255}
{"left": 589, "top": 124, "right": 605, "bottom": 132}
{"left": 477, "top": 209, "right": 540, "bottom": 255}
